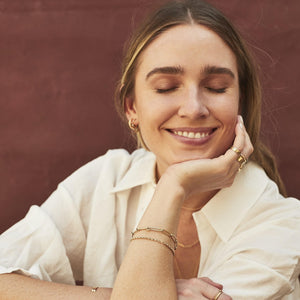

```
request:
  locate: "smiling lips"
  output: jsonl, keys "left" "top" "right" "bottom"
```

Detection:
{"left": 170, "top": 128, "right": 216, "bottom": 140}
{"left": 174, "top": 130, "right": 209, "bottom": 139}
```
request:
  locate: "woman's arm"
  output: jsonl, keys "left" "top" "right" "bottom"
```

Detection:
{"left": 111, "top": 170, "right": 232, "bottom": 300}
{"left": 111, "top": 178, "right": 184, "bottom": 299}
{"left": 111, "top": 117, "right": 252, "bottom": 300}
{"left": 0, "top": 274, "right": 112, "bottom": 300}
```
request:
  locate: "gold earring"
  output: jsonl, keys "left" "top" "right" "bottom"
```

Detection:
{"left": 128, "top": 118, "right": 139, "bottom": 132}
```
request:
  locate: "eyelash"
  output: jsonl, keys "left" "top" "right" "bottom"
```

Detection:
{"left": 156, "top": 87, "right": 178, "bottom": 94}
{"left": 156, "top": 87, "right": 227, "bottom": 94}
{"left": 206, "top": 87, "right": 227, "bottom": 94}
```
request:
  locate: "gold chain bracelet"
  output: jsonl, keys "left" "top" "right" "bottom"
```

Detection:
{"left": 131, "top": 236, "right": 175, "bottom": 255}
{"left": 131, "top": 227, "right": 177, "bottom": 250}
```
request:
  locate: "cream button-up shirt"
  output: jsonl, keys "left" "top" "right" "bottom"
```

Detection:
{"left": 0, "top": 148, "right": 299, "bottom": 299}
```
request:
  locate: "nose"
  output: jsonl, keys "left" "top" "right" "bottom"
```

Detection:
{"left": 178, "top": 87, "right": 209, "bottom": 119}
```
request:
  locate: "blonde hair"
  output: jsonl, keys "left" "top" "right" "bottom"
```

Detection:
{"left": 115, "top": 0, "right": 286, "bottom": 195}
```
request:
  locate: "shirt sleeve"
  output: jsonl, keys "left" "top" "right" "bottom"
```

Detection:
{"left": 0, "top": 184, "right": 87, "bottom": 285}
{"left": 207, "top": 199, "right": 300, "bottom": 299}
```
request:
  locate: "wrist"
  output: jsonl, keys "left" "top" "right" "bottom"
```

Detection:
{"left": 158, "top": 168, "right": 186, "bottom": 201}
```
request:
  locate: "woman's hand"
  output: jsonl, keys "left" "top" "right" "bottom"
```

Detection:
{"left": 176, "top": 277, "right": 232, "bottom": 300}
{"left": 161, "top": 115, "right": 253, "bottom": 201}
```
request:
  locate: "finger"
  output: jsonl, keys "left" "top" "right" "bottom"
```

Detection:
{"left": 242, "top": 127, "right": 254, "bottom": 158}
{"left": 176, "top": 278, "right": 231, "bottom": 300}
{"left": 206, "top": 288, "right": 232, "bottom": 300}
{"left": 213, "top": 290, "right": 232, "bottom": 300}
{"left": 224, "top": 115, "right": 252, "bottom": 172}
{"left": 178, "top": 295, "right": 208, "bottom": 300}
{"left": 193, "top": 279, "right": 225, "bottom": 299}
{"left": 178, "top": 291, "right": 209, "bottom": 300}
{"left": 222, "top": 116, "right": 245, "bottom": 163}
{"left": 176, "top": 278, "right": 216, "bottom": 297}
{"left": 200, "top": 277, "right": 223, "bottom": 290}
{"left": 232, "top": 115, "right": 246, "bottom": 151}
{"left": 234, "top": 115, "right": 253, "bottom": 158}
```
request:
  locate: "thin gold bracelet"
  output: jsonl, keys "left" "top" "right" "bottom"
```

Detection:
{"left": 131, "top": 236, "right": 175, "bottom": 255}
{"left": 132, "top": 227, "right": 177, "bottom": 249}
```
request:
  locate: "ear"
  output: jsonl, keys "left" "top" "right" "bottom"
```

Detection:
{"left": 124, "top": 96, "right": 138, "bottom": 122}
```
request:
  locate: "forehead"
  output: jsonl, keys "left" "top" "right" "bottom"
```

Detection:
{"left": 136, "top": 24, "right": 238, "bottom": 77}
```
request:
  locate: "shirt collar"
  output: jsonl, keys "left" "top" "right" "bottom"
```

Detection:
{"left": 110, "top": 149, "right": 157, "bottom": 193}
{"left": 194, "top": 162, "right": 269, "bottom": 242}
{"left": 111, "top": 150, "right": 269, "bottom": 242}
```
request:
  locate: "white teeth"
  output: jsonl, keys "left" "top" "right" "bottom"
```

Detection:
{"left": 173, "top": 130, "right": 209, "bottom": 139}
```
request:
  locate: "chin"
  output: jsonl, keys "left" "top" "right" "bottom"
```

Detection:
{"left": 180, "top": 148, "right": 219, "bottom": 160}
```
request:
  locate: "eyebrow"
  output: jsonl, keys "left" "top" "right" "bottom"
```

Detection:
{"left": 146, "top": 66, "right": 184, "bottom": 80}
{"left": 203, "top": 65, "right": 235, "bottom": 79}
{"left": 145, "top": 64, "right": 235, "bottom": 81}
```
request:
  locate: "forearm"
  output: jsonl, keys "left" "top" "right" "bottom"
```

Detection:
{"left": 0, "top": 274, "right": 112, "bottom": 300}
{"left": 111, "top": 179, "right": 185, "bottom": 300}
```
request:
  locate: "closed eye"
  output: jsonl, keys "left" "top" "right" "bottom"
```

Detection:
{"left": 156, "top": 87, "right": 178, "bottom": 94}
{"left": 206, "top": 87, "right": 227, "bottom": 94}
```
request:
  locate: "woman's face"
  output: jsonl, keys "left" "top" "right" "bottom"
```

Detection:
{"left": 125, "top": 24, "right": 240, "bottom": 177}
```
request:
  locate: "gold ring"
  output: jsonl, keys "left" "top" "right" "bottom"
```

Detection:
{"left": 213, "top": 289, "right": 223, "bottom": 300}
{"left": 237, "top": 153, "right": 247, "bottom": 170}
{"left": 230, "top": 146, "right": 241, "bottom": 155}
{"left": 231, "top": 146, "right": 247, "bottom": 171}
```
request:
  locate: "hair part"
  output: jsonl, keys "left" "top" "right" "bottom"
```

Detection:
{"left": 115, "top": 0, "right": 286, "bottom": 195}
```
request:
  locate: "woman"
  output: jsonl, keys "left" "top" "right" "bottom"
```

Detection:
{"left": 0, "top": 0, "right": 299, "bottom": 299}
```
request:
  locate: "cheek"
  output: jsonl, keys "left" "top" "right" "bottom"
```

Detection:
{"left": 215, "top": 92, "right": 239, "bottom": 118}
{"left": 136, "top": 101, "right": 176, "bottom": 148}
{"left": 211, "top": 98, "right": 239, "bottom": 141}
{"left": 212, "top": 101, "right": 238, "bottom": 124}
{"left": 224, "top": 110, "right": 238, "bottom": 127}
{"left": 222, "top": 111, "right": 238, "bottom": 140}
{"left": 222, "top": 111, "right": 238, "bottom": 146}
{"left": 136, "top": 95, "right": 176, "bottom": 127}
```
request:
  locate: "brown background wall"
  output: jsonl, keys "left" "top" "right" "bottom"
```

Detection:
{"left": 0, "top": 0, "right": 299, "bottom": 233}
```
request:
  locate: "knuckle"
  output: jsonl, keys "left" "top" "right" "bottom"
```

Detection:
{"left": 189, "top": 278, "right": 199, "bottom": 285}
{"left": 241, "top": 128, "right": 246, "bottom": 136}
{"left": 178, "top": 288, "right": 193, "bottom": 296}
{"left": 249, "top": 144, "right": 254, "bottom": 153}
{"left": 200, "top": 280, "right": 211, "bottom": 290}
